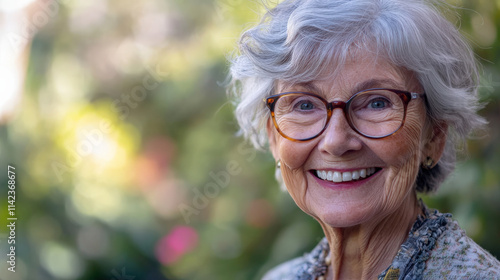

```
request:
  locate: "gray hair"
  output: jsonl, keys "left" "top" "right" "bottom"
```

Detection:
{"left": 227, "top": 0, "right": 487, "bottom": 193}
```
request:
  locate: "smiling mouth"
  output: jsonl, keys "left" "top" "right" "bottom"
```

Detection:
{"left": 313, "top": 168, "right": 381, "bottom": 183}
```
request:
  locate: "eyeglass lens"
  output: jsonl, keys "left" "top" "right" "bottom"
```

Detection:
{"left": 272, "top": 90, "right": 406, "bottom": 140}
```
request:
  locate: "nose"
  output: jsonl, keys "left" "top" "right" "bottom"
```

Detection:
{"left": 318, "top": 109, "right": 363, "bottom": 157}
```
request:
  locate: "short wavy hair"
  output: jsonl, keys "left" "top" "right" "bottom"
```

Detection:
{"left": 227, "top": 0, "right": 487, "bottom": 193}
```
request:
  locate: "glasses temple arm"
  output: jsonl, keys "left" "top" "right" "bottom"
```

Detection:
{"left": 411, "top": 92, "right": 425, "bottom": 99}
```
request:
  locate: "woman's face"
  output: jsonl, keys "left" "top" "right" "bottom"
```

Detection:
{"left": 267, "top": 53, "right": 445, "bottom": 228}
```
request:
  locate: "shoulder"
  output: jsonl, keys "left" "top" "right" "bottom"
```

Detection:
{"left": 262, "top": 238, "right": 329, "bottom": 280}
{"left": 261, "top": 257, "right": 306, "bottom": 280}
{"left": 424, "top": 215, "right": 500, "bottom": 279}
{"left": 380, "top": 206, "right": 500, "bottom": 279}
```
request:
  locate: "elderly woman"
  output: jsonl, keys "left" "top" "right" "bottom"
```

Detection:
{"left": 228, "top": 0, "right": 500, "bottom": 279}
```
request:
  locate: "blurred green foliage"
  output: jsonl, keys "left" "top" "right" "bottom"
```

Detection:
{"left": 0, "top": 0, "right": 499, "bottom": 279}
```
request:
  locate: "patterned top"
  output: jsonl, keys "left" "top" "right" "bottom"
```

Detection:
{"left": 262, "top": 205, "right": 500, "bottom": 280}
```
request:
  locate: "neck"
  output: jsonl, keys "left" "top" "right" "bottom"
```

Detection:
{"left": 319, "top": 192, "right": 421, "bottom": 280}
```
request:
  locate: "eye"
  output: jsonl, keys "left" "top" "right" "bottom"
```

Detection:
{"left": 276, "top": 94, "right": 325, "bottom": 115}
{"left": 369, "top": 99, "right": 388, "bottom": 109}
{"left": 291, "top": 96, "right": 320, "bottom": 111}
{"left": 297, "top": 101, "right": 315, "bottom": 110}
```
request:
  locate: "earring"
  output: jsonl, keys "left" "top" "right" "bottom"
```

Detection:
{"left": 424, "top": 157, "right": 434, "bottom": 169}
{"left": 275, "top": 160, "right": 286, "bottom": 191}
{"left": 275, "top": 160, "right": 281, "bottom": 181}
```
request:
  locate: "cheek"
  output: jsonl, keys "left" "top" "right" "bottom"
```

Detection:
{"left": 380, "top": 102, "right": 426, "bottom": 165}
{"left": 277, "top": 139, "right": 316, "bottom": 211}
{"left": 278, "top": 140, "right": 313, "bottom": 169}
{"left": 379, "top": 110, "right": 425, "bottom": 208}
{"left": 387, "top": 115, "right": 424, "bottom": 166}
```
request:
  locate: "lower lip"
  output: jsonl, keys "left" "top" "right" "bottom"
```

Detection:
{"left": 311, "top": 169, "right": 382, "bottom": 190}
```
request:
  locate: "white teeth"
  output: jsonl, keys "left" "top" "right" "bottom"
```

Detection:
{"left": 333, "top": 172, "right": 342, "bottom": 182}
{"left": 360, "top": 169, "right": 366, "bottom": 178}
{"left": 342, "top": 172, "right": 352, "bottom": 182}
{"left": 352, "top": 171, "right": 360, "bottom": 180}
{"left": 315, "top": 168, "right": 378, "bottom": 183}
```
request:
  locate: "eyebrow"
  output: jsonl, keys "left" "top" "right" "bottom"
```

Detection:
{"left": 284, "top": 78, "right": 405, "bottom": 98}
{"left": 292, "top": 82, "right": 321, "bottom": 94}
{"left": 352, "top": 78, "right": 405, "bottom": 93}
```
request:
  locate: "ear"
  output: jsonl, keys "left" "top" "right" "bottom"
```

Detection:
{"left": 423, "top": 122, "right": 448, "bottom": 167}
{"left": 266, "top": 118, "right": 279, "bottom": 161}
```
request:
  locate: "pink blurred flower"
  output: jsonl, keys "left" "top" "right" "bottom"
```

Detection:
{"left": 156, "top": 226, "right": 199, "bottom": 265}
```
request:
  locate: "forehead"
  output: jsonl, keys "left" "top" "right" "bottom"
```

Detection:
{"left": 278, "top": 51, "right": 416, "bottom": 95}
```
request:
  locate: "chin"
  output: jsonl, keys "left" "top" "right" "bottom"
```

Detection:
{"left": 315, "top": 204, "right": 380, "bottom": 229}
{"left": 300, "top": 172, "right": 390, "bottom": 229}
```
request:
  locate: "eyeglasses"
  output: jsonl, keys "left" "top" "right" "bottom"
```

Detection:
{"left": 265, "top": 88, "right": 424, "bottom": 141}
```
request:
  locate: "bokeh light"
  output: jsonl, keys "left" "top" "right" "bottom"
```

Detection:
{"left": 39, "top": 242, "right": 85, "bottom": 279}
{"left": 156, "top": 226, "right": 199, "bottom": 265}
{"left": 0, "top": 0, "right": 36, "bottom": 12}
